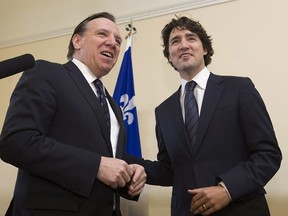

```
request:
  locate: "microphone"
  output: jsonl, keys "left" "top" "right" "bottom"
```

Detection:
{"left": 0, "top": 54, "right": 35, "bottom": 79}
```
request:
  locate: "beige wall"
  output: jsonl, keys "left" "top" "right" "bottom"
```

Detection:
{"left": 1, "top": 0, "right": 288, "bottom": 215}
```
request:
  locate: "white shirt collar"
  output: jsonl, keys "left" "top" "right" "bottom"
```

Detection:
{"left": 180, "top": 67, "right": 210, "bottom": 97}
{"left": 72, "top": 58, "right": 98, "bottom": 84}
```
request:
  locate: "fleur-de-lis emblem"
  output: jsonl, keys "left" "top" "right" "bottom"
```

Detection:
{"left": 119, "top": 94, "right": 135, "bottom": 125}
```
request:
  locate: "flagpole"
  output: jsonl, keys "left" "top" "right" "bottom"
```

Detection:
{"left": 115, "top": 22, "right": 148, "bottom": 216}
{"left": 113, "top": 21, "right": 142, "bottom": 158}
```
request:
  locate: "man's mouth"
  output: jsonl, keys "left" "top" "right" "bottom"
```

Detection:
{"left": 101, "top": 51, "right": 114, "bottom": 58}
{"left": 179, "top": 53, "right": 192, "bottom": 58}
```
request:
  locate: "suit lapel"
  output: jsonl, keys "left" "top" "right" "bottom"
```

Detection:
{"left": 63, "top": 61, "right": 113, "bottom": 155}
{"left": 106, "top": 91, "right": 126, "bottom": 158}
{"left": 157, "top": 74, "right": 224, "bottom": 157}
{"left": 194, "top": 73, "right": 224, "bottom": 154}
{"left": 162, "top": 88, "right": 195, "bottom": 155}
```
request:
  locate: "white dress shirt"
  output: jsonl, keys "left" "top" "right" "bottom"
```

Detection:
{"left": 72, "top": 59, "right": 119, "bottom": 157}
{"left": 179, "top": 67, "right": 232, "bottom": 200}
{"left": 180, "top": 67, "right": 210, "bottom": 120}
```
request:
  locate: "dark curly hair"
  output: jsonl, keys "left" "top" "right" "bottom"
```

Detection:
{"left": 161, "top": 16, "right": 214, "bottom": 70}
{"left": 67, "top": 12, "right": 116, "bottom": 60}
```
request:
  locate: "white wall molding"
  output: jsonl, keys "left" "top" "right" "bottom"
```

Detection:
{"left": 0, "top": 0, "right": 235, "bottom": 49}
{"left": 116, "top": 0, "right": 234, "bottom": 24}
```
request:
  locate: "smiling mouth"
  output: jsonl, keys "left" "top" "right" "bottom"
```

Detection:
{"left": 101, "top": 51, "right": 114, "bottom": 58}
{"left": 180, "top": 53, "right": 192, "bottom": 58}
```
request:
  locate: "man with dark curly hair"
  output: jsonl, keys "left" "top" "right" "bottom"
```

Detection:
{"left": 137, "top": 15, "right": 282, "bottom": 216}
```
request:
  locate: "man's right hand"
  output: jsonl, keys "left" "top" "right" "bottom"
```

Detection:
{"left": 97, "top": 156, "right": 133, "bottom": 188}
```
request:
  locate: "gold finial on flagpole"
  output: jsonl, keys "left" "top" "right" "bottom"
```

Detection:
{"left": 125, "top": 21, "right": 137, "bottom": 39}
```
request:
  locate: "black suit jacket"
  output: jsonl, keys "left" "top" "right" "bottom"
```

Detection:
{"left": 0, "top": 60, "right": 136, "bottom": 216}
{"left": 142, "top": 73, "right": 282, "bottom": 216}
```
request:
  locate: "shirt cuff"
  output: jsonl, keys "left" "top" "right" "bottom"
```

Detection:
{"left": 218, "top": 181, "right": 232, "bottom": 201}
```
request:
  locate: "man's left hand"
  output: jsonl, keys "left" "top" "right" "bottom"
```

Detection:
{"left": 188, "top": 185, "right": 231, "bottom": 215}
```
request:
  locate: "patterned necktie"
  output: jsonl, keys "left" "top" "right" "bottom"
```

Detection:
{"left": 184, "top": 81, "right": 199, "bottom": 149}
{"left": 94, "top": 79, "right": 110, "bottom": 129}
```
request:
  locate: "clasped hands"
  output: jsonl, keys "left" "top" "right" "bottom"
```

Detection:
{"left": 97, "top": 156, "right": 147, "bottom": 196}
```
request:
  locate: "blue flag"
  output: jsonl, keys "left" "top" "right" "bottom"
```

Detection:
{"left": 113, "top": 36, "right": 142, "bottom": 158}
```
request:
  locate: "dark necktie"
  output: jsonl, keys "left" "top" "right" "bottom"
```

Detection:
{"left": 94, "top": 79, "right": 110, "bottom": 129}
{"left": 184, "top": 81, "right": 199, "bottom": 149}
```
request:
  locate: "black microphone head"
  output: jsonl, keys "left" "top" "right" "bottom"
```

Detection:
{"left": 0, "top": 54, "right": 35, "bottom": 79}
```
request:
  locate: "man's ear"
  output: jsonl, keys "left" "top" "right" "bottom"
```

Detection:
{"left": 72, "top": 34, "right": 82, "bottom": 49}
{"left": 203, "top": 48, "right": 208, "bottom": 56}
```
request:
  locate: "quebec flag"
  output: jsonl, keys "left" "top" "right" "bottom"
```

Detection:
{"left": 113, "top": 35, "right": 142, "bottom": 158}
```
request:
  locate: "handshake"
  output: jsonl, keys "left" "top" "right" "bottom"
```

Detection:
{"left": 97, "top": 156, "right": 147, "bottom": 196}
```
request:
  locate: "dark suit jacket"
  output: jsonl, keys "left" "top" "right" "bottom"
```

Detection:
{"left": 141, "top": 73, "right": 282, "bottom": 216}
{"left": 0, "top": 60, "right": 136, "bottom": 216}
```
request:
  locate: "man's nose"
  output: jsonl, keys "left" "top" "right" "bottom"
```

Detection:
{"left": 179, "top": 39, "right": 189, "bottom": 49}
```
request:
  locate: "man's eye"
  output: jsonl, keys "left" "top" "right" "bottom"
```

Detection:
{"left": 171, "top": 40, "right": 178, "bottom": 45}
{"left": 116, "top": 40, "right": 121, "bottom": 46}
{"left": 98, "top": 32, "right": 107, "bottom": 37}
